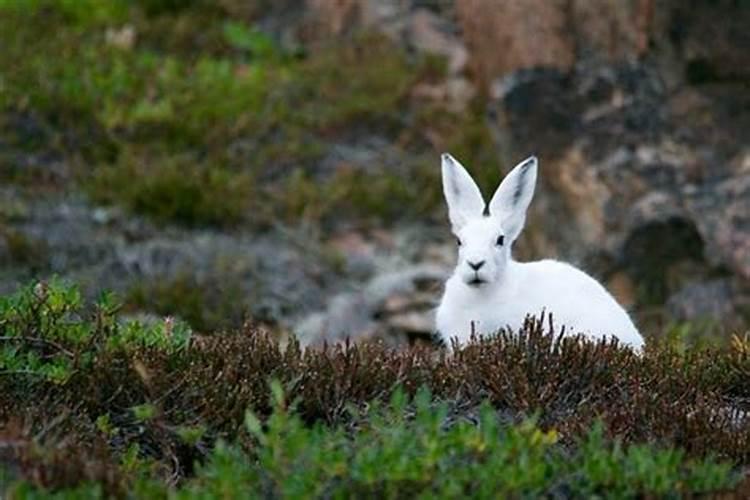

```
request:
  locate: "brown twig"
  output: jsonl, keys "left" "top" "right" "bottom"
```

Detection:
{"left": 0, "top": 336, "right": 75, "bottom": 358}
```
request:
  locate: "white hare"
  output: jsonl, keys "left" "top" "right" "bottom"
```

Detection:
{"left": 435, "top": 153, "right": 644, "bottom": 349}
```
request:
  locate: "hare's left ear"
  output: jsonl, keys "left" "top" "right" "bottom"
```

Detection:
{"left": 488, "top": 156, "right": 538, "bottom": 242}
{"left": 441, "top": 153, "right": 485, "bottom": 231}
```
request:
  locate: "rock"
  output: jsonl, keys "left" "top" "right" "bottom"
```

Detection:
{"left": 667, "top": 279, "right": 736, "bottom": 323}
{"left": 607, "top": 272, "right": 637, "bottom": 310}
{"left": 662, "top": 0, "right": 750, "bottom": 83}
{"left": 456, "top": 0, "right": 654, "bottom": 90}
{"left": 0, "top": 193, "right": 344, "bottom": 330}
{"left": 105, "top": 25, "right": 136, "bottom": 50}
{"left": 686, "top": 172, "right": 750, "bottom": 282}
{"left": 303, "top": 0, "right": 360, "bottom": 38}
{"left": 409, "top": 8, "right": 468, "bottom": 75}
{"left": 387, "top": 311, "right": 434, "bottom": 334}
{"left": 457, "top": 0, "right": 574, "bottom": 88}
{"left": 412, "top": 77, "right": 475, "bottom": 113}
{"left": 294, "top": 264, "right": 447, "bottom": 346}
{"left": 569, "top": 0, "right": 652, "bottom": 60}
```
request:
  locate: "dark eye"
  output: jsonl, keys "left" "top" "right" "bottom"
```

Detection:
{"left": 496, "top": 235, "right": 505, "bottom": 246}
{"left": 456, "top": 237, "right": 462, "bottom": 247}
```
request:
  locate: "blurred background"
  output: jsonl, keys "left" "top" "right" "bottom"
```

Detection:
{"left": 0, "top": 0, "right": 747, "bottom": 346}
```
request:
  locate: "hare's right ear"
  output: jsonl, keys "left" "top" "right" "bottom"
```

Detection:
{"left": 488, "top": 156, "right": 538, "bottom": 242}
{"left": 441, "top": 153, "right": 485, "bottom": 231}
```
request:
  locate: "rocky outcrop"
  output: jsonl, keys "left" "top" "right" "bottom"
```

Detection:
{"left": 294, "top": 264, "right": 446, "bottom": 346}
{"left": 0, "top": 190, "right": 344, "bottom": 330}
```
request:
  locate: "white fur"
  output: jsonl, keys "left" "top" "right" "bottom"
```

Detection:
{"left": 435, "top": 153, "right": 644, "bottom": 349}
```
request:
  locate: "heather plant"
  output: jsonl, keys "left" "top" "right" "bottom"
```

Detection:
{"left": 1, "top": 384, "right": 739, "bottom": 498}
{"left": 0, "top": 279, "right": 748, "bottom": 497}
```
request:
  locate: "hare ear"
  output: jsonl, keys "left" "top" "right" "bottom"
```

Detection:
{"left": 488, "top": 156, "right": 538, "bottom": 242}
{"left": 441, "top": 153, "right": 485, "bottom": 231}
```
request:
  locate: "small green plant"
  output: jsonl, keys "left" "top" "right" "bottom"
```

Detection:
{"left": 0, "top": 278, "right": 191, "bottom": 384}
{"left": 95, "top": 414, "right": 117, "bottom": 438}
{"left": 223, "top": 21, "right": 282, "bottom": 61}
{"left": 0, "top": 278, "right": 87, "bottom": 383}
{"left": 176, "top": 425, "right": 206, "bottom": 447}
{"left": 107, "top": 316, "right": 192, "bottom": 352}
{"left": 152, "top": 386, "right": 740, "bottom": 497}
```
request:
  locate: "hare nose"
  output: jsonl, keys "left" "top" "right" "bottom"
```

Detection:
{"left": 468, "top": 260, "right": 485, "bottom": 271}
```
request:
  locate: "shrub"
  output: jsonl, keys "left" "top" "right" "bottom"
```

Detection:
{"left": 0, "top": 279, "right": 190, "bottom": 386}
{"left": 171, "top": 386, "right": 734, "bottom": 498}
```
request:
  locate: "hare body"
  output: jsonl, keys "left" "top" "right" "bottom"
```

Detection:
{"left": 436, "top": 259, "right": 643, "bottom": 347}
{"left": 435, "top": 153, "right": 643, "bottom": 349}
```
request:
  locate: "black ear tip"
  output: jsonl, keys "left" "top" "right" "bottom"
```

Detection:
{"left": 518, "top": 155, "right": 538, "bottom": 173}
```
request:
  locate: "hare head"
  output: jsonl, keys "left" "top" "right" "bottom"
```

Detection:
{"left": 441, "top": 153, "right": 537, "bottom": 289}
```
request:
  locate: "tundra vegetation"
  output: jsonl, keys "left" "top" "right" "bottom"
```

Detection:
{"left": 0, "top": 279, "right": 749, "bottom": 497}
{"left": 1, "top": 0, "right": 749, "bottom": 497}
{"left": 0, "top": 0, "right": 491, "bottom": 229}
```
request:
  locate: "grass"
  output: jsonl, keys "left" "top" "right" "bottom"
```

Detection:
{"left": 0, "top": 279, "right": 749, "bottom": 497}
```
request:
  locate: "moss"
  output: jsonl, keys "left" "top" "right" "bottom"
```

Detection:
{"left": 286, "top": 33, "right": 417, "bottom": 130}
{"left": 0, "top": 6, "right": 414, "bottom": 145}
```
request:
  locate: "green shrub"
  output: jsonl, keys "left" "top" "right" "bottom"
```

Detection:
{"left": 0, "top": 278, "right": 190, "bottom": 384}
{"left": 228, "top": 387, "right": 734, "bottom": 498}
{"left": 88, "top": 151, "right": 254, "bottom": 227}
